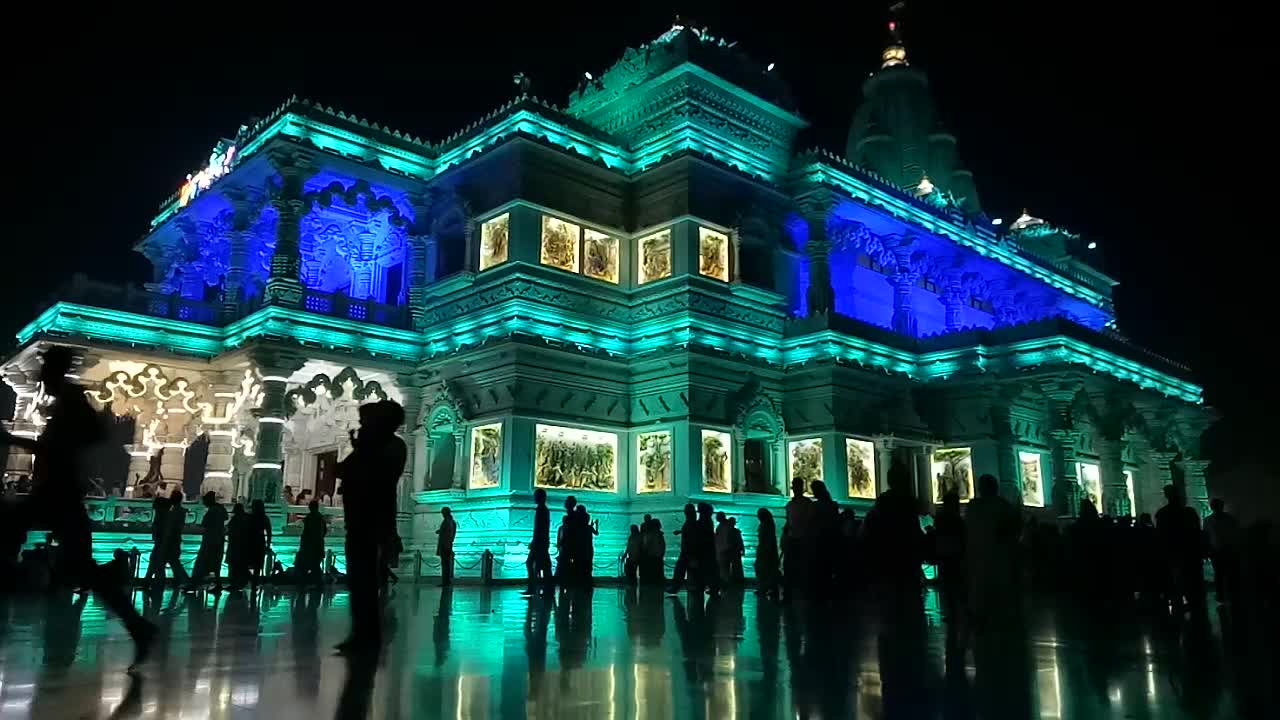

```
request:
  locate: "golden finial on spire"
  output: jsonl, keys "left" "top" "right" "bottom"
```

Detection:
{"left": 882, "top": 2, "right": 909, "bottom": 68}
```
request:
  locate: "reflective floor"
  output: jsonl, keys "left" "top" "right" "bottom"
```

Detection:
{"left": 0, "top": 585, "right": 1272, "bottom": 719}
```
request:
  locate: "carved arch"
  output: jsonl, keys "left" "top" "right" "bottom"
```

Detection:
{"left": 730, "top": 376, "right": 785, "bottom": 441}
{"left": 284, "top": 367, "right": 389, "bottom": 417}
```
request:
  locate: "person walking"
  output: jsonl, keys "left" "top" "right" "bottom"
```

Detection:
{"left": 1203, "top": 498, "right": 1242, "bottom": 605}
{"left": 185, "top": 491, "right": 227, "bottom": 592}
{"left": 335, "top": 400, "right": 407, "bottom": 653}
{"left": 755, "top": 508, "right": 780, "bottom": 598}
{"left": 1155, "top": 484, "right": 1206, "bottom": 614}
{"left": 667, "top": 504, "right": 697, "bottom": 593}
{"left": 555, "top": 495, "right": 578, "bottom": 583}
{"left": 163, "top": 489, "right": 190, "bottom": 585}
{"left": 240, "top": 499, "right": 272, "bottom": 589}
{"left": 296, "top": 499, "right": 328, "bottom": 586}
{"left": 437, "top": 507, "right": 457, "bottom": 586}
{"left": 964, "top": 474, "right": 1020, "bottom": 626}
{"left": 143, "top": 495, "right": 171, "bottom": 585}
{"left": 526, "top": 488, "right": 552, "bottom": 590}
{"left": 0, "top": 346, "right": 155, "bottom": 667}
{"left": 933, "top": 491, "right": 966, "bottom": 620}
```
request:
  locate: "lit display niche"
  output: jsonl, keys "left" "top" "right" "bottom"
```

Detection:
{"left": 638, "top": 230, "right": 672, "bottom": 284}
{"left": 583, "top": 229, "right": 619, "bottom": 284}
{"left": 698, "top": 227, "right": 729, "bottom": 281}
{"left": 846, "top": 438, "right": 877, "bottom": 499}
{"left": 540, "top": 216, "right": 580, "bottom": 273}
{"left": 931, "top": 447, "right": 973, "bottom": 502}
{"left": 535, "top": 424, "right": 618, "bottom": 492}
{"left": 789, "top": 438, "right": 823, "bottom": 494}
{"left": 1124, "top": 470, "right": 1136, "bottom": 516}
{"left": 637, "top": 430, "right": 672, "bottom": 493}
{"left": 1078, "top": 462, "right": 1102, "bottom": 512}
{"left": 469, "top": 423, "right": 503, "bottom": 489}
{"left": 1019, "top": 451, "right": 1045, "bottom": 507}
{"left": 479, "top": 213, "right": 509, "bottom": 271}
{"left": 701, "top": 429, "right": 731, "bottom": 493}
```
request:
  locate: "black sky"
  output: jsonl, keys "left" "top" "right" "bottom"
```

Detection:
{"left": 8, "top": 5, "right": 1269, "bottom": 457}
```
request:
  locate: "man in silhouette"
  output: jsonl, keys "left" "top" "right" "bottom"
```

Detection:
{"left": 667, "top": 503, "right": 697, "bottom": 593}
{"left": 335, "top": 400, "right": 407, "bottom": 652}
{"left": 526, "top": 488, "right": 552, "bottom": 591}
{"left": 782, "top": 477, "right": 815, "bottom": 594}
{"left": 185, "top": 491, "right": 227, "bottom": 592}
{"left": 1202, "top": 498, "right": 1241, "bottom": 604}
{"left": 1155, "top": 484, "right": 1205, "bottom": 613}
{"left": 296, "top": 499, "right": 327, "bottom": 586}
{"left": 437, "top": 507, "right": 457, "bottom": 586}
{"left": 555, "top": 495, "right": 578, "bottom": 583}
{"left": 865, "top": 461, "right": 924, "bottom": 596}
{"left": 965, "top": 474, "right": 1020, "bottom": 625}
{"left": 0, "top": 346, "right": 155, "bottom": 666}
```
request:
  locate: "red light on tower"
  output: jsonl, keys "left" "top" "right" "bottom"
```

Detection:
{"left": 888, "top": 21, "right": 896, "bottom": 31}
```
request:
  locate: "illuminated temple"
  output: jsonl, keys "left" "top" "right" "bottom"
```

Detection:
{"left": 2, "top": 24, "right": 1212, "bottom": 578}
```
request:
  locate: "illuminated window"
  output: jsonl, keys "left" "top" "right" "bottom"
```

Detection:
{"left": 788, "top": 438, "right": 823, "bottom": 495}
{"left": 638, "top": 230, "right": 672, "bottom": 284}
{"left": 469, "top": 423, "right": 502, "bottom": 489}
{"left": 479, "top": 213, "right": 509, "bottom": 271}
{"left": 540, "top": 216, "right": 580, "bottom": 273}
{"left": 535, "top": 424, "right": 618, "bottom": 492}
{"left": 582, "top": 229, "right": 619, "bottom": 284}
{"left": 637, "top": 430, "right": 672, "bottom": 493}
{"left": 1077, "top": 462, "right": 1102, "bottom": 512}
{"left": 1019, "top": 451, "right": 1045, "bottom": 507}
{"left": 846, "top": 438, "right": 877, "bottom": 499}
{"left": 931, "top": 447, "right": 973, "bottom": 503}
{"left": 701, "top": 429, "right": 731, "bottom": 493}
{"left": 698, "top": 227, "right": 730, "bottom": 281}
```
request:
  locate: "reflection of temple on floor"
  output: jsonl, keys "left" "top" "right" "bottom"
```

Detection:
{"left": 2, "top": 18, "right": 1213, "bottom": 582}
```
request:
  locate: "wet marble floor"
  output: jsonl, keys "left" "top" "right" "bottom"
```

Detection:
{"left": 0, "top": 585, "right": 1272, "bottom": 719}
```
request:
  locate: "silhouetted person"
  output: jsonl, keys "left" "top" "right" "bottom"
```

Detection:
{"left": 865, "top": 461, "right": 924, "bottom": 596}
{"left": 715, "top": 511, "right": 732, "bottom": 583}
{"left": 640, "top": 518, "right": 666, "bottom": 584}
{"left": 283, "top": 484, "right": 295, "bottom": 506}
{"left": 225, "top": 503, "right": 248, "bottom": 587}
{"left": 782, "top": 477, "right": 815, "bottom": 594}
{"left": 1156, "top": 484, "right": 1205, "bottom": 613}
{"left": 335, "top": 400, "right": 407, "bottom": 652}
{"left": 186, "top": 491, "right": 227, "bottom": 591}
{"left": 729, "top": 517, "right": 745, "bottom": 584}
{"left": 437, "top": 507, "right": 457, "bottom": 586}
{"left": 934, "top": 490, "right": 966, "bottom": 619}
{"left": 810, "top": 480, "right": 839, "bottom": 590}
{"left": 625, "top": 524, "right": 641, "bottom": 584}
{"left": 143, "top": 495, "right": 171, "bottom": 584}
{"left": 527, "top": 487, "right": 552, "bottom": 589}
{"left": 756, "top": 508, "right": 780, "bottom": 598}
{"left": 668, "top": 503, "right": 697, "bottom": 592}
{"left": 239, "top": 499, "right": 272, "bottom": 589}
{"left": 1133, "top": 512, "right": 1162, "bottom": 609}
{"left": 695, "top": 501, "right": 718, "bottom": 593}
{"left": 555, "top": 495, "right": 578, "bottom": 582}
{"left": 296, "top": 499, "right": 327, "bottom": 586}
{"left": 571, "top": 504, "right": 598, "bottom": 584}
{"left": 1202, "top": 498, "right": 1241, "bottom": 605}
{"left": 0, "top": 346, "right": 155, "bottom": 666}
{"left": 163, "top": 488, "right": 190, "bottom": 584}
{"left": 965, "top": 473, "right": 1021, "bottom": 626}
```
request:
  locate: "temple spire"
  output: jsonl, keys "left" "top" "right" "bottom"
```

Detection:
{"left": 882, "top": 2, "right": 909, "bottom": 68}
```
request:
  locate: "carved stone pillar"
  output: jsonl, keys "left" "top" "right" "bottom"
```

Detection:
{"left": 264, "top": 151, "right": 312, "bottom": 307}
{"left": 1148, "top": 450, "right": 1178, "bottom": 514}
{"left": 1041, "top": 378, "right": 1083, "bottom": 516}
{"left": 940, "top": 285, "right": 966, "bottom": 332}
{"left": 1096, "top": 437, "right": 1130, "bottom": 517}
{"left": 875, "top": 436, "right": 895, "bottom": 496}
{"left": 1179, "top": 459, "right": 1210, "bottom": 518}
{"left": 886, "top": 236, "right": 920, "bottom": 336}
{"left": 248, "top": 351, "right": 306, "bottom": 503}
{"left": 451, "top": 428, "right": 467, "bottom": 489}
{"left": 988, "top": 394, "right": 1024, "bottom": 505}
{"left": 798, "top": 193, "right": 835, "bottom": 315}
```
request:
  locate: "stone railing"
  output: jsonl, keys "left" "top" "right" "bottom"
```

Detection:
{"left": 300, "top": 289, "right": 412, "bottom": 329}
{"left": 57, "top": 275, "right": 221, "bottom": 325}
{"left": 76, "top": 497, "right": 346, "bottom": 536}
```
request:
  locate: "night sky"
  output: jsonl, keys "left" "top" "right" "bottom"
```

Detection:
{"left": 9, "top": 6, "right": 1268, "bottom": 466}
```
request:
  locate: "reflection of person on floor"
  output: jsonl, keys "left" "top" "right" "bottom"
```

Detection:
{"left": 335, "top": 399, "right": 407, "bottom": 653}
{"left": 186, "top": 492, "right": 227, "bottom": 591}
{"left": 527, "top": 488, "right": 552, "bottom": 590}
{"left": 437, "top": 507, "right": 457, "bottom": 586}
{"left": 0, "top": 346, "right": 156, "bottom": 667}
{"left": 433, "top": 587, "right": 453, "bottom": 667}
{"left": 296, "top": 499, "right": 327, "bottom": 586}
{"left": 755, "top": 508, "right": 780, "bottom": 597}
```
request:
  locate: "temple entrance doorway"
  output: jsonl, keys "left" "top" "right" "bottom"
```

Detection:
{"left": 428, "top": 433, "right": 456, "bottom": 490}
{"left": 743, "top": 439, "right": 772, "bottom": 493}
{"left": 314, "top": 450, "right": 339, "bottom": 500}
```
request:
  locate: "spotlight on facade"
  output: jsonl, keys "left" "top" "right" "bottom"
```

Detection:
{"left": 991, "top": 218, "right": 1003, "bottom": 226}
{"left": 1087, "top": 241, "right": 1098, "bottom": 249}
{"left": 766, "top": 62, "right": 775, "bottom": 71}
{"left": 584, "top": 71, "right": 593, "bottom": 81}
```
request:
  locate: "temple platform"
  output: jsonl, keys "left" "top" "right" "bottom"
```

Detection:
{"left": 0, "top": 586, "right": 1268, "bottom": 719}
